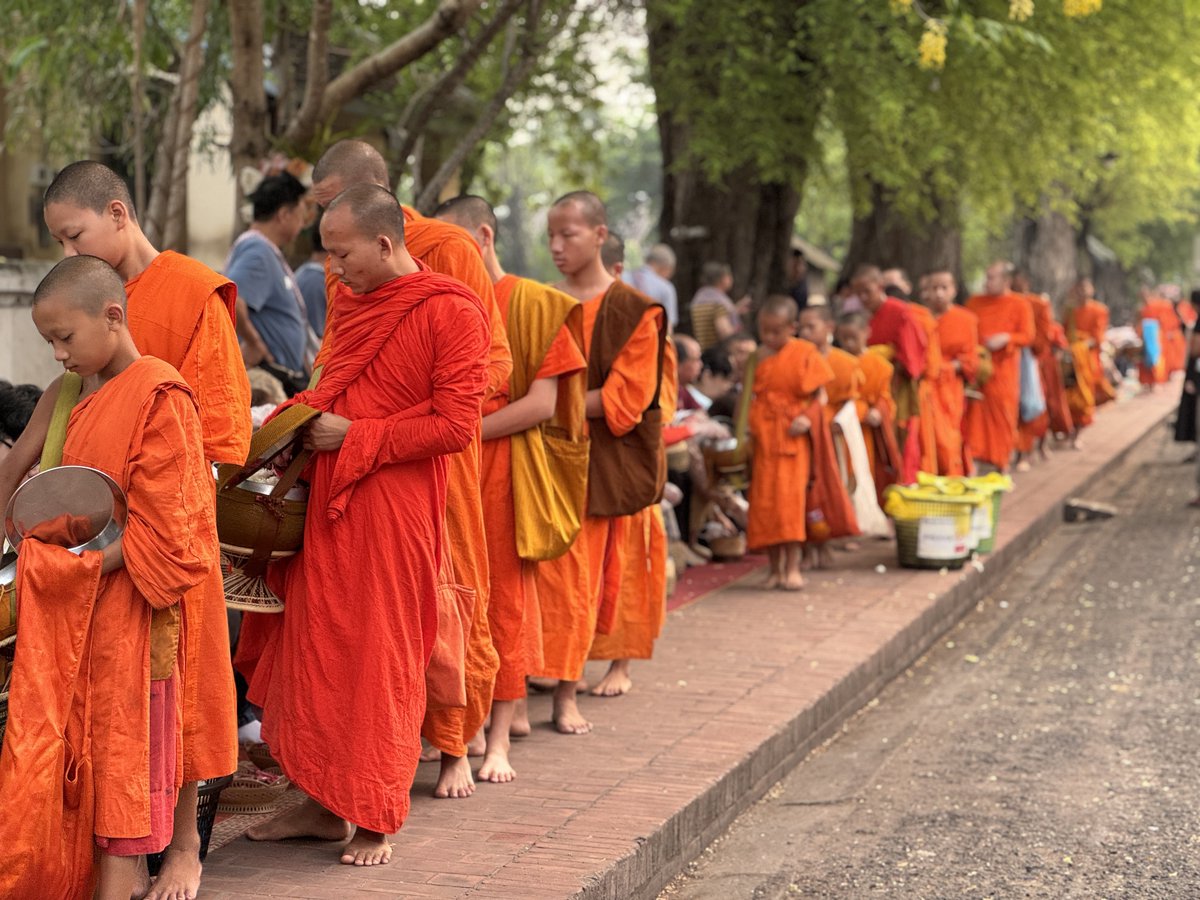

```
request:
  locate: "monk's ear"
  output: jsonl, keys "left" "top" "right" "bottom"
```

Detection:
{"left": 595, "top": 223, "right": 609, "bottom": 244}
{"left": 479, "top": 224, "right": 495, "bottom": 252}
{"left": 109, "top": 200, "right": 132, "bottom": 230}
{"left": 103, "top": 300, "right": 126, "bottom": 329}
{"left": 377, "top": 234, "right": 394, "bottom": 261}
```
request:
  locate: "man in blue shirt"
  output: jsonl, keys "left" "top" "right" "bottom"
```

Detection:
{"left": 624, "top": 243, "right": 679, "bottom": 329}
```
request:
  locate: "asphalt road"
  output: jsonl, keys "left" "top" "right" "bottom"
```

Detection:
{"left": 662, "top": 430, "right": 1200, "bottom": 900}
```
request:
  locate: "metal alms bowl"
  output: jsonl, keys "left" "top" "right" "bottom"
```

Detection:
{"left": 5, "top": 466, "right": 128, "bottom": 555}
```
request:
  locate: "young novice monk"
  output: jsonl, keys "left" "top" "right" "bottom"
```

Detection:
{"left": 836, "top": 313, "right": 901, "bottom": 504}
{"left": 0, "top": 256, "right": 218, "bottom": 899}
{"left": 747, "top": 295, "right": 834, "bottom": 590}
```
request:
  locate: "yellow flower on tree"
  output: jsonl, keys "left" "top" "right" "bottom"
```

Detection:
{"left": 890, "top": 0, "right": 915, "bottom": 12}
{"left": 1009, "top": 0, "right": 1035, "bottom": 21}
{"left": 918, "top": 19, "right": 948, "bottom": 70}
{"left": 1063, "top": 0, "right": 1102, "bottom": 16}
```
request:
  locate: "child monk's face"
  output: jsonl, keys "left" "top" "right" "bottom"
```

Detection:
{"left": 757, "top": 311, "right": 795, "bottom": 353}
{"left": 797, "top": 310, "right": 831, "bottom": 348}
{"left": 835, "top": 324, "right": 866, "bottom": 356}
{"left": 33, "top": 294, "right": 122, "bottom": 379}
{"left": 43, "top": 201, "right": 125, "bottom": 268}
{"left": 927, "top": 273, "right": 956, "bottom": 314}
{"left": 547, "top": 201, "right": 606, "bottom": 279}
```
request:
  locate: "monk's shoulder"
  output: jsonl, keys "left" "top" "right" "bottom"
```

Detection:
{"left": 827, "top": 346, "right": 858, "bottom": 373}
{"left": 144, "top": 251, "right": 231, "bottom": 297}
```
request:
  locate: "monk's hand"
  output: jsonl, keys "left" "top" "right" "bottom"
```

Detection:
{"left": 985, "top": 333, "right": 1010, "bottom": 352}
{"left": 305, "top": 413, "right": 352, "bottom": 451}
{"left": 788, "top": 414, "right": 812, "bottom": 437}
{"left": 865, "top": 408, "right": 883, "bottom": 427}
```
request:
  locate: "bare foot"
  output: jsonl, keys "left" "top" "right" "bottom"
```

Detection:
{"left": 466, "top": 729, "right": 486, "bottom": 758}
{"left": 817, "top": 545, "right": 834, "bottom": 570}
{"left": 419, "top": 740, "right": 441, "bottom": 763}
{"left": 245, "top": 796, "right": 352, "bottom": 843}
{"left": 552, "top": 683, "right": 592, "bottom": 734}
{"left": 1015, "top": 459, "right": 1032, "bottom": 472}
{"left": 340, "top": 828, "right": 392, "bottom": 867}
{"left": 763, "top": 572, "right": 782, "bottom": 589}
{"left": 590, "top": 660, "right": 632, "bottom": 697}
{"left": 143, "top": 844, "right": 201, "bottom": 900}
{"left": 478, "top": 746, "right": 516, "bottom": 783}
{"left": 511, "top": 698, "right": 531, "bottom": 738}
{"left": 432, "top": 754, "right": 475, "bottom": 799}
{"left": 782, "top": 571, "right": 805, "bottom": 591}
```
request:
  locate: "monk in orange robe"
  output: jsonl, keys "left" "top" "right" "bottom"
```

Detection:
{"left": 835, "top": 312, "right": 901, "bottom": 499}
{"left": 905, "top": 296, "right": 943, "bottom": 475}
{"left": 546, "top": 191, "right": 666, "bottom": 707}
{"left": 1137, "top": 286, "right": 1182, "bottom": 384}
{"left": 238, "top": 186, "right": 489, "bottom": 866}
{"left": 434, "top": 195, "right": 587, "bottom": 782}
{"left": 1012, "top": 274, "right": 1061, "bottom": 469}
{"left": 964, "top": 261, "right": 1035, "bottom": 473}
{"left": 1064, "top": 277, "right": 1110, "bottom": 445}
{"left": 303, "top": 141, "right": 511, "bottom": 800}
{"left": 42, "top": 160, "right": 247, "bottom": 897}
{"left": 747, "top": 295, "right": 835, "bottom": 590}
{"left": 921, "top": 270, "right": 978, "bottom": 475}
{"left": 853, "top": 265, "right": 928, "bottom": 482}
{"left": 0, "top": 257, "right": 218, "bottom": 899}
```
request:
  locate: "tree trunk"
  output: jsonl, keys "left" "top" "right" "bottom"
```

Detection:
{"left": 161, "top": 0, "right": 211, "bottom": 251}
{"left": 1013, "top": 208, "right": 1078, "bottom": 313}
{"left": 143, "top": 85, "right": 180, "bottom": 247}
{"left": 130, "top": 0, "right": 148, "bottom": 214}
{"left": 841, "top": 179, "right": 962, "bottom": 289}
{"left": 228, "top": 0, "right": 270, "bottom": 233}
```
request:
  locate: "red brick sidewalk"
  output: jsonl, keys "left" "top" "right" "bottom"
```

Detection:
{"left": 198, "top": 390, "right": 1178, "bottom": 899}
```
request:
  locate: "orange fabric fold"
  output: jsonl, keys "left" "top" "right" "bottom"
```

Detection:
{"left": 965, "top": 293, "right": 1035, "bottom": 471}
{"left": 933, "top": 305, "right": 978, "bottom": 475}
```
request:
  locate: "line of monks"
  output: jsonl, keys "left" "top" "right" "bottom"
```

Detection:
{"left": 0, "top": 141, "right": 1173, "bottom": 897}
{"left": 0, "top": 141, "right": 677, "bottom": 895}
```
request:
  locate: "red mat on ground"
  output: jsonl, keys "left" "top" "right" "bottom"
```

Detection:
{"left": 668, "top": 555, "right": 766, "bottom": 612}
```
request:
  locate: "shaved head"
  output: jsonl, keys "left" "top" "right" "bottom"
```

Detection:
{"left": 313, "top": 140, "right": 391, "bottom": 190}
{"left": 601, "top": 232, "right": 625, "bottom": 270}
{"left": 551, "top": 190, "right": 607, "bottom": 227}
{"left": 852, "top": 264, "right": 883, "bottom": 285}
{"left": 34, "top": 255, "right": 126, "bottom": 312}
{"left": 800, "top": 303, "right": 833, "bottom": 323}
{"left": 325, "top": 183, "right": 406, "bottom": 244}
{"left": 433, "top": 194, "right": 497, "bottom": 234}
{"left": 44, "top": 160, "right": 137, "bottom": 221}
{"left": 760, "top": 294, "right": 799, "bottom": 323}
{"left": 838, "top": 311, "right": 869, "bottom": 330}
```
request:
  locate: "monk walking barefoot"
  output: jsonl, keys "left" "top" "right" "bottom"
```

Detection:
{"left": 591, "top": 659, "right": 634, "bottom": 697}
{"left": 511, "top": 697, "right": 532, "bottom": 738}
{"left": 433, "top": 755, "right": 476, "bottom": 799}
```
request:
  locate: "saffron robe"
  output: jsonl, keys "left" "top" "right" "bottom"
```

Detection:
{"left": 1138, "top": 296, "right": 1181, "bottom": 382}
{"left": 126, "top": 251, "right": 249, "bottom": 783}
{"left": 746, "top": 339, "right": 834, "bottom": 550}
{"left": 589, "top": 339, "right": 675, "bottom": 662}
{"left": 484, "top": 275, "right": 586, "bottom": 701}
{"left": 1066, "top": 301, "right": 1109, "bottom": 427}
{"left": 933, "top": 304, "right": 979, "bottom": 476}
{"left": 243, "top": 271, "right": 490, "bottom": 833}
{"left": 964, "top": 292, "right": 1035, "bottom": 471}
{"left": 868, "top": 297, "right": 927, "bottom": 482}
{"left": 0, "top": 357, "right": 216, "bottom": 896}
{"left": 823, "top": 346, "right": 864, "bottom": 427}
{"left": 858, "top": 349, "right": 902, "bottom": 499}
{"left": 909, "top": 303, "right": 943, "bottom": 475}
{"left": 531, "top": 287, "right": 662, "bottom": 681}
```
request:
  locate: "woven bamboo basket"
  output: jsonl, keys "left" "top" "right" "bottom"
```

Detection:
{"left": 221, "top": 543, "right": 291, "bottom": 613}
{"left": 217, "top": 764, "right": 290, "bottom": 815}
{"left": 709, "top": 533, "right": 747, "bottom": 561}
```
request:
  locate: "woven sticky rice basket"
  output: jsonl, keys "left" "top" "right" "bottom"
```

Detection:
{"left": 221, "top": 543, "right": 289, "bottom": 613}
{"left": 709, "top": 533, "right": 747, "bottom": 561}
{"left": 217, "top": 763, "right": 290, "bottom": 815}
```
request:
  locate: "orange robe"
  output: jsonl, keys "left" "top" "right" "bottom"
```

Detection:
{"left": 484, "top": 275, "right": 585, "bottom": 701}
{"left": 0, "top": 357, "right": 216, "bottom": 896}
{"left": 589, "top": 339, "right": 675, "bottom": 663}
{"left": 933, "top": 304, "right": 979, "bottom": 475}
{"left": 1138, "top": 296, "right": 1182, "bottom": 381}
{"left": 858, "top": 349, "right": 900, "bottom": 494}
{"left": 746, "top": 339, "right": 834, "bottom": 549}
{"left": 1016, "top": 293, "right": 1054, "bottom": 453}
{"left": 242, "top": 271, "right": 489, "bottom": 834}
{"left": 1066, "top": 300, "right": 1109, "bottom": 427}
{"left": 909, "top": 304, "right": 943, "bottom": 475}
{"left": 387, "top": 211, "right": 511, "bottom": 759}
{"left": 126, "top": 251, "right": 249, "bottom": 782}
{"left": 965, "top": 292, "right": 1035, "bottom": 471}
{"left": 823, "top": 346, "right": 864, "bottom": 424}
{"left": 868, "top": 297, "right": 928, "bottom": 482}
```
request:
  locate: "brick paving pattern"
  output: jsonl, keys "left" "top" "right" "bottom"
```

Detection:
{"left": 199, "top": 390, "right": 1178, "bottom": 899}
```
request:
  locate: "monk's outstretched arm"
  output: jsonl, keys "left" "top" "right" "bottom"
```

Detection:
{"left": 122, "top": 388, "right": 217, "bottom": 609}
{"left": 338, "top": 296, "right": 490, "bottom": 472}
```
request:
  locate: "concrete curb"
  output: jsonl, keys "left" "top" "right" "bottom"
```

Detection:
{"left": 578, "top": 401, "right": 1176, "bottom": 900}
